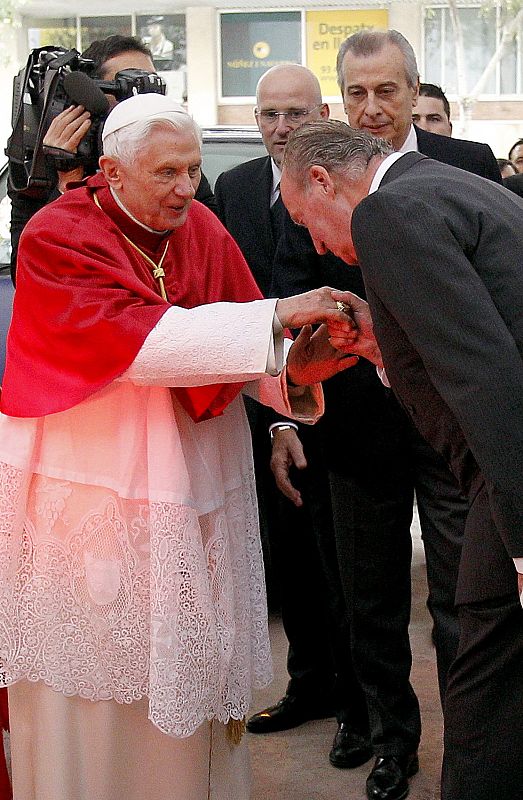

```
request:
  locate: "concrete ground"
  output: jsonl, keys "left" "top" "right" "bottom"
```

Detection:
{"left": 248, "top": 510, "right": 444, "bottom": 800}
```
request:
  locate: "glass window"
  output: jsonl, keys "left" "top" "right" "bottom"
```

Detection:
{"left": 26, "top": 17, "right": 76, "bottom": 51}
{"left": 221, "top": 12, "right": 301, "bottom": 98}
{"left": 137, "top": 14, "right": 186, "bottom": 73}
{"left": 423, "top": 8, "right": 443, "bottom": 87}
{"left": 80, "top": 16, "right": 132, "bottom": 51}
{"left": 423, "top": 4, "right": 519, "bottom": 95}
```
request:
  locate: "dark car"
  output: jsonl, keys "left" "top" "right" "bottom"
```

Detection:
{"left": 0, "top": 126, "right": 266, "bottom": 379}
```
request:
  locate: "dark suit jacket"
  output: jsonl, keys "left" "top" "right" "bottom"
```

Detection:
{"left": 214, "top": 155, "right": 277, "bottom": 296}
{"left": 414, "top": 126, "right": 501, "bottom": 182}
{"left": 503, "top": 172, "right": 523, "bottom": 198}
{"left": 352, "top": 152, "right": 523, "bottom": 598}
{"left": 270, "top": 128, "right": 502, "bottom": 481}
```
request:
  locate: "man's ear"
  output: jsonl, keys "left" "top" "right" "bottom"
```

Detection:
{"left": 99, "top": 155, "right": 122, "bottom": 188}
{"left": 412, "top": 78, "right": 420, "bottom": 108}
{"left": 309, "top": 165, "right": 335, "bottom": 196}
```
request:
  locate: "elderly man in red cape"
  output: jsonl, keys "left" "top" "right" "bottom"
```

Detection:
{"left": 0, "top": 94, "right": 358, "bottom": 800}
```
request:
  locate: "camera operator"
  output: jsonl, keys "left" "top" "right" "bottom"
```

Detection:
{"left": 9, "top": 35, "right": 216, "bottom": 282}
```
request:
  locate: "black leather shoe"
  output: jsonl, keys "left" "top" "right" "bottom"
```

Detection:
{"left": 246, "top": 694, "right": 334, "bottom": 733}
{"left": 366, "top": 753, "right": 419, "bottom": 800}
{"left": 329, "top": 723, "right": 373, "bottom": 768}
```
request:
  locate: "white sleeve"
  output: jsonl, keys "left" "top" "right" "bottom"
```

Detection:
{"left": 377, "top": 366, "right": 390, "bottom": 387}
{"left": 120, "top": 299, "right": 280, "bottom": 387}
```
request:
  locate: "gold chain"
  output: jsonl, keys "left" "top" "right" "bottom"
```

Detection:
{"left": 93, "top": 191, "right": 169, "bottom": 301}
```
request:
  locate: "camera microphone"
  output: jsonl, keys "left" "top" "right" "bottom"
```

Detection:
{"left": 63, "top": 71, "right": 110, "bottom": 115}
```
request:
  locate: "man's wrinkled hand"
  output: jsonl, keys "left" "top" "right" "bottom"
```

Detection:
{"left": 276, "top": 287, "right": 362, "bottom": 331}
{"left": 286, "top": 324, "right": 358, "bottom": 386}
{"left": 270, "top": 427, "right": 306, "bottom": 507}
{"left": 328, "top": 291, "right": 384, "bottom": 369}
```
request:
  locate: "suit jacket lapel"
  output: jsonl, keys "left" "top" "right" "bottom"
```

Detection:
{"left": 243, "top": 156, "right": 275, "bottom": 253}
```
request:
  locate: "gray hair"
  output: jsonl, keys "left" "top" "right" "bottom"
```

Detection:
{"left": 282, "top": 119, "right": 393, "bottom": 186}
{"left": 103, "top": 113, "right": 202, "bottom": 165}
{"left": 336, "top": 30, "right": 419, "bottom": 94}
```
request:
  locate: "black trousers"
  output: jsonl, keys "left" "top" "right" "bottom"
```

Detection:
{"left": 247, "top": 398, "right": 337, "bottom": 700}
{"left": 329, "top": 469, "right": 422, "bottom": 756}
{"left": 442, "top": 484, "right": 523, "bottom": 800}
{"left": 327, "top": 423, "right": 467, "bottom": 754}
{"left": 410, "top": 430, "right": 468, "bottom": 701}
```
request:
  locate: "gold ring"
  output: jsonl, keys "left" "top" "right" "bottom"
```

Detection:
{"left": 336, "top": 301, "right": 349, "bottom": 312}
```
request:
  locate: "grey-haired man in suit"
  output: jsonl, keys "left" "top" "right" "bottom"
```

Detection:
{"left": 270, "top": 29, "right": 502, "bottom": 800}
{"left": 280, "top": 116, "right": 523, "bottom": 800}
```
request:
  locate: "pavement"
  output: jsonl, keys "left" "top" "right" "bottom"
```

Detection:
{"left": 248, "top": 509, "right": 443, "bottom": 800}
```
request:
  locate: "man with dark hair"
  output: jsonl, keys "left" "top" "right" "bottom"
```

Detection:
{"left": 413, "top": 83, "right": 452, "bottom": 136}
{"left": 9, "top": 35, "right": 215, "bottom": 281}
{"left": 82, "top": 34, "right": 153, "bottom": 77}
{"left": 508, "top": 137, "right": 523, "bottom": 172}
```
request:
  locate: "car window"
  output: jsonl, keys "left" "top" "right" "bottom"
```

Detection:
{"left": 202, "top": 138, "right": 266, "bottom": 189}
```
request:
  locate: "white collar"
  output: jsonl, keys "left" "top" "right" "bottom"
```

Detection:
{"left": 368, "top": 124, "right": 419, "bottom": 194}
{"left": 110, "top": 187, "right": 170, "bottom": 235}
{"left": 369, "top": 152, "right": 406, "bottom": 194}
{"left": 399, "top": 124, "right": 419, "bottom": 154}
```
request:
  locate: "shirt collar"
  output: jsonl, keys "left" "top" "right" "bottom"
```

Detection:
{"left": 368, "top": 124, "right": 419, "bottom": 194}
{"left": 399, "top": 124, "right": 419, "bottom": 154}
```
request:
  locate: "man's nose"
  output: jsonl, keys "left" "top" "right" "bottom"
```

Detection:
{"left": 312, "top": 235, "right": 326, "bottom": 256}
{"left": 363, "top": 92, "right": 381, "bottom": 116}
{"left": 175, "top": 174, "right": 196, "bottom": 198}
{"left": 274, "top": 115, "right": 292, "bottom": 134}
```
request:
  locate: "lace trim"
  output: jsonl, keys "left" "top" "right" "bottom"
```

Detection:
{"left": 0, "top": 463, "right": 272, "bottom": 737}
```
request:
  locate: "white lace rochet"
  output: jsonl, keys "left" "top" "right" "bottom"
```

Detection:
{"left": 0, "top": 300, "right": 323, "bottom": 738}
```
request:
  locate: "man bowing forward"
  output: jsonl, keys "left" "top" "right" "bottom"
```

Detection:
{"left": 281, "top": 119, "right": 523, "bottom": 800}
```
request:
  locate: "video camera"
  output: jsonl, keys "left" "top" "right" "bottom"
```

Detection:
{"left": 6, "top": 47, "right": 166, "bottom": 197}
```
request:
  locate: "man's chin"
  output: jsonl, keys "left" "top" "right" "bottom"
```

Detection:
{"left": 164, "top": 207, "right": 190, "bottom": 229}
{"left": 363, "top": 125, "right": 391, "bottom": 140}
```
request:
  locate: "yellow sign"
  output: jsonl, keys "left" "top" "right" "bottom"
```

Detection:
{"left": 306, "top": 10, "right": 389, "bottom": 98}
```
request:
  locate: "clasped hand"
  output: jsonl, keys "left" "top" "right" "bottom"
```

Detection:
{"left": 326, "top": 290, "right": 383, "bottom": 370}
{"left": 276, "top": 287, "right": 383, "bottom": 385}
{"left": 276, "top": 287, "right": 359, "bottom": 385}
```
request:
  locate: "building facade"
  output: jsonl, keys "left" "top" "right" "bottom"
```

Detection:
{"left": 1, "top": 1, "right": 523, "bottom": 160}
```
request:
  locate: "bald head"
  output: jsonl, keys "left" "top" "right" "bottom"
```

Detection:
{"left": 255, "top": 64, "right": 329, "bottom": 167}
{"left": 256, "top": 64, "right": 322, "bottom": 105}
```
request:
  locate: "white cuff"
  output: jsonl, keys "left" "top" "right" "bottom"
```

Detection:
{"left": 268, "top": 421, "right": 299, "bottom": 434}
{"left": 377, "top": 366, "right": 390, "bottom": 387}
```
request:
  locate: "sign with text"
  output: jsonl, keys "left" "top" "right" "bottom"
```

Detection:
{"left": 306, "top": 10, "right": 389, "bottom": 98}
{"left": 221, "top": 12, "right": 301, "bottom": 98}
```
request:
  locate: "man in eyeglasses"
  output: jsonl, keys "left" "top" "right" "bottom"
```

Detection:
{"left": 215, "top": 65, "right": 342, "bottom": 737}
{"left": 217, "top": 64, "right": 329, "bottom": 298}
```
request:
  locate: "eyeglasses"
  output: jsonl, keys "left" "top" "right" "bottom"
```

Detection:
{"left": 255, "top": 105, "right": 322, "bottom": 125}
